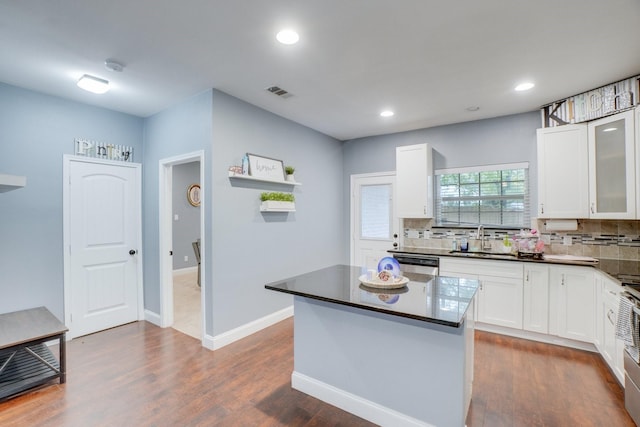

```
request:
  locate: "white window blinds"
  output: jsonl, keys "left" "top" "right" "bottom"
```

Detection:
{"left": 435, "top": 163, "right": 530, "bottom": 228}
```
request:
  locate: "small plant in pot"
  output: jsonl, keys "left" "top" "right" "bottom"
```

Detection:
{"left": 260, "top": 192, "right": 296, "bottom": 211}
{"left": 285, "top": 166, "right": 295, "bottom": 182}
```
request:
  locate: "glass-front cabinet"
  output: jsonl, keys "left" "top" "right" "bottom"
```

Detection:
{"left": 587, "top": 110, "right": 636, "bottom": 219}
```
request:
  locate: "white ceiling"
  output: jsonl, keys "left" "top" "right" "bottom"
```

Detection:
{"left": 1, "top": 0, "right": 639, "bottom": 141}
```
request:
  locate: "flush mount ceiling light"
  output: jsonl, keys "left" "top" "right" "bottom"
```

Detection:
{"left": 77, "top": 74, "right": 109, "bottom": 94}
{"left": 276, "top": 29, "right": 299, "bottom": 45}
{"left": 515, "top": 82, "right": 535, "bottom": 91}
{"left": 380, "top": 110, "right": 394, "bottom": 117}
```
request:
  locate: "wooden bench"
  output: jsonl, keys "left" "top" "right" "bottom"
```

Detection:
{"left": 0, "top": 307, "right": 68, "bottom": 400}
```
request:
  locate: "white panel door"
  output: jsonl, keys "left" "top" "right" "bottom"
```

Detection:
{"left": 351, "top": 174, "right": 399, "bottom": 270}
{"left": 68, "top": 160, "right": 141, "bottom": 337}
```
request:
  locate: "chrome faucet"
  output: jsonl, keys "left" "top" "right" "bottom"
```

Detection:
{"left": 477, "top": 225, "right": 489, "bottom": 250}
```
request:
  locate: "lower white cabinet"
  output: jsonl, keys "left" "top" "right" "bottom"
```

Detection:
{"left": 440, "top": 257, "right": 523, "bottom": 329}
{"left": 549, "top": 265, "right": 596, "bottom": 343}
{"left": 600, "top": 272, "right": 625, "bottom": 384}
{"left": 523, "top": 264, "right": 550, "bottom": 334}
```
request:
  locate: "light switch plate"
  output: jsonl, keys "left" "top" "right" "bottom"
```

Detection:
{"left": 174, "top": 214, "right": 179, "bottom": 221}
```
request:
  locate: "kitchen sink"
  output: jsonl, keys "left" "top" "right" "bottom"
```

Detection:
{"left": 448, "top": 250, "right": 517, "bottom": 259}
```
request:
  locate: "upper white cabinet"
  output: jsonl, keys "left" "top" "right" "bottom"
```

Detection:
{"left": 588, "top": 110, "right": 636, "bottom": 219}
{"left": 395, "top": 143, "right": 433, "bottom": 218}
{"left": 537, "top": 125, "right": 589, "bottom": 218}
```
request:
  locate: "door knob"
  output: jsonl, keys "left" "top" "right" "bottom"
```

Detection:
{"left": 393, "top": 233, "right": 398, "bottom": 238}
{"left": 129, "top": 249, "right": 137, "bottom": 255}
{"left": 393, "top": 242, "right": 398, "bottom": 247}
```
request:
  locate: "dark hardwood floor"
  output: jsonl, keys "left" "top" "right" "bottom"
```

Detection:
{"left": 0, "top": 319, "right": 635, "bottom": 426}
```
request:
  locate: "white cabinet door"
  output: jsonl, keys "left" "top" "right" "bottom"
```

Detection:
{"left": 549, "top": 265, "right": 596, "bottom": 343}
{"left": 523, "top": 264, "right": 549, "bottom": 334}
{"left": 594, "top": 273, "right": 604, "bottom": 351}
{"left": 601, "top": 274, "right": 625, "bottom": 384}
{"left": 395, "top": 143, "right": 433, "bottom": 218}
{"left": 536, "top": 125, "right": 589, "bottom": 218}
{"left": 441, "top": 257, "right": 522, "bottom": 329}
{"left": 588, "top": 110, "right": 636, "bottom": 219}
{"left": 477, "top": 275, "right": 524, "bottom": 329}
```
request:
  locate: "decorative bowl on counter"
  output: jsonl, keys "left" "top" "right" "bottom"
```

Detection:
{"left": 359, "top": 274, "right": 409, "bottom": 289}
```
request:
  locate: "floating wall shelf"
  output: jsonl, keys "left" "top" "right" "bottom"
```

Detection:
{"left": 0, "top": 174, "right": 26, "bottom": 193}
{"left": 228, "top": 171, "right": 301, "bottom": 186}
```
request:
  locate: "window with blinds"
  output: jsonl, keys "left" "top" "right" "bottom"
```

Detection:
{"left": 435, "top": 163, "right": 529, "bottom": 228}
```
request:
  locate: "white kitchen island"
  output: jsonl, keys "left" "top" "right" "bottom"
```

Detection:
{"left": 265, "top": 265, "right": 478, "bottom": 427}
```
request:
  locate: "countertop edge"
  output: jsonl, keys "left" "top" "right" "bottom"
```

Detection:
{"left": 265, "top": 283, "right": 466, "bottom": 328}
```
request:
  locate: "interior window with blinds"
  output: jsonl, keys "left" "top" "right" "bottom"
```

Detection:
{"left": 435, "top": 163, "right": 529, "bottom": 228}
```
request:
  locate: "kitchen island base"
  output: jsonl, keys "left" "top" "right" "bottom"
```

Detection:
{"left": 292, "top": 295, "right": 474, "bottom": 427}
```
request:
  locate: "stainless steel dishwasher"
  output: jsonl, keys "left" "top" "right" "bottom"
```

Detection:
{"left": 392, "top": 253, "right": 439, "bottom": 276}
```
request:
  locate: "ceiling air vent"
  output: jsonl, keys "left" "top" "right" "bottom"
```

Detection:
{"left": 266, "top": 86, "right": 293, "bottom": 99}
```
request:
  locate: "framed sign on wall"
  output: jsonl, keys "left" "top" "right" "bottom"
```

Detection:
{"left": 247, "top": 153, "right": 285, "bottom": 181}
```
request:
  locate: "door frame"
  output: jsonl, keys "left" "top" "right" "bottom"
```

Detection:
{"left": 158, "top": 151, "right": 206, "bottom": 345}
{"left": 62, "top": 155, "right": 144, "bottom": 340}
{"left": 349, "top": 171, "right": 397, "bottom": 266}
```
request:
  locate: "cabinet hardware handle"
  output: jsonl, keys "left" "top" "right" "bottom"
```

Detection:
{"left": 526, "top": 271, "right": 530, "bottom": 282}
{"left": 561, "top": 274, "right": 565, "bottom": 286}
{"left": 607, "top": 309, "right": 615, "bottom": 325}
{"left": 591, "top": 203, "right": 595, "bottom": 214}
{"left": 540, "top": 204, "right": 544, "bottom": 214}
{"left": 608, "top": 290, "right": 617, "bottom": 296}
{"left": 423, "top": 206, "right": 427, "bottom": 215}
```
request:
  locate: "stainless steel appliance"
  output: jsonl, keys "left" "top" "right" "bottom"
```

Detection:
{"left": 621, "top": 277, "right": 640, "bottom": 426}
{"left": 392, "top": 253, "right": 439, "bottom": 276}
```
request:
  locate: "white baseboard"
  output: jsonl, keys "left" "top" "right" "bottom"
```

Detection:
{"left": 144, "top": 309, "right": 162, "bottom": 327}
{"left": 291, "top": 372, "right": 433, "bottom": 427}
{"left": 172, "top": 266, "right": 198, "bottom": 276}
{"left": 475, "top": 322, "right": 597, "bottom": 353}
{"left": 204, "top": 306, "right": 293, "bottom": 351}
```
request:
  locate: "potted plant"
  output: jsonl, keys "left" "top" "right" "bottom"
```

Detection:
{"left": 260, "top": 192, "right": 296, "bottom": 211}
{"left": 285, "top": 166, "right": 295, "bottom": 182}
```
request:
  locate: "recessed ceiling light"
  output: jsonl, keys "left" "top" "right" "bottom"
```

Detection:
{"left": 276, "top": 29, "right": 299, "bottom": 45}
{"left": 515, "top": 82, "right": 535, "bottom": 91}
{"left": 466, "top": 106, "right": 480, "bottom": 112}
{"left": 380, "top": 110, "right": 394, "bottom": 117}
{"left": 77, "top": 74, "right": 109, "bottom": 94}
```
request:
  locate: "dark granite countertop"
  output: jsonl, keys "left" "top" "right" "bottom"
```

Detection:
{"left": 265, "top": 264, "right": 479, "bottom": 328}
{"left": 389, "top": 247, "right": 640, "bottom": 283}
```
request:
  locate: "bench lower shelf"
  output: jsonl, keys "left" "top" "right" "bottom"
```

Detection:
{"left": 0, "top": 343, "right": 61, "bottom": 401}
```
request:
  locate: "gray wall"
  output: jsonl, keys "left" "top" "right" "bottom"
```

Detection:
{"left": 210, "top": 90, "right": 345, "bottom": 335}
{"left": 172, "top": 161, "right": 201, "bottom": 270}
{"left": 0, "top": 82, "right": 144, "bottom": 321}
{"left": 141, "top": 89, "right": 213, "bottom": 325}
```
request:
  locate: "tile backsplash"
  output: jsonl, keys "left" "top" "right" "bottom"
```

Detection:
{"left": 402, "top": 218, "right": 640, "bottom": 261}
